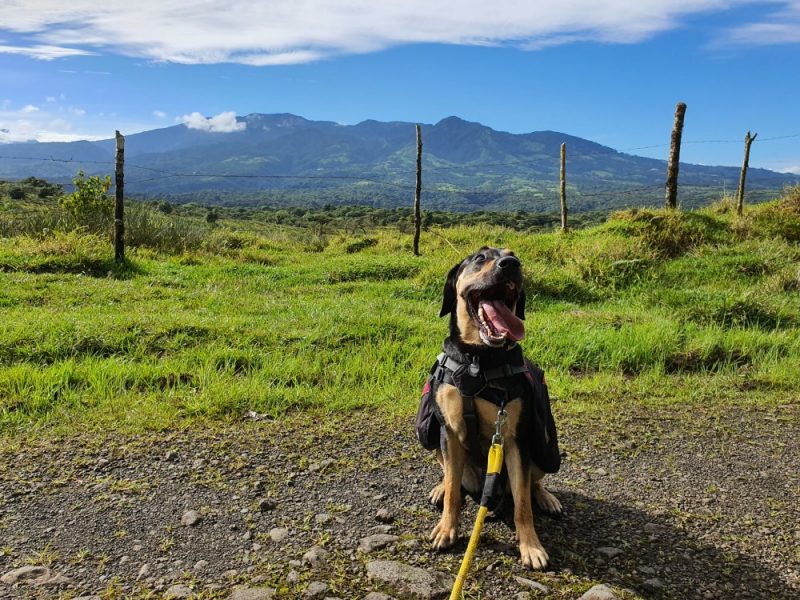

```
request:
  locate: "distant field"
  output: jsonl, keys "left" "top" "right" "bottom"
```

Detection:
{"left": 1, "top": 184, "right": 799, "bottom": 435}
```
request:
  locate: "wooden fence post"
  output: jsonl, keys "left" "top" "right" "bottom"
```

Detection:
{"left": 736, "top": 131, "right": 757, "bottom": 216}
{"left": 413, "top": 123, "right": 422, "bottom": 256}
{"left": 560, "top": 143, "right": 568, "bottom": 231}
{"left": 114, "top": 130, "right": 125, "bottom": 262}
{"left": 665, "top": 102, "right": 686, "bottom": 210}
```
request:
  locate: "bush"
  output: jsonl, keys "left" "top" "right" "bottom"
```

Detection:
{"left": 58, "top": 171, "right": 113, "bottom": 232}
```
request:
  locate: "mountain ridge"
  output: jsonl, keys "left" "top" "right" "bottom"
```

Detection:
{"left": 0, "top": 113, "right": 796, "bottom": 212}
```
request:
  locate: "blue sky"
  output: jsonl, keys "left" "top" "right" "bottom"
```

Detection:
{"left": 1, "top": 1, "right": 799, "bottom": 172}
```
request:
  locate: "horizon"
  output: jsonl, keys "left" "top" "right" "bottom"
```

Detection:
{"left": 1, "top": 1, "right": 799, "bottom": 173}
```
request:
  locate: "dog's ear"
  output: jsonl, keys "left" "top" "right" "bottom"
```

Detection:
{"left": 515, "top": 288, "right": 526, "bottom": 321}
{"left": 439, "top": 262, "right": 462, "bottom": 317}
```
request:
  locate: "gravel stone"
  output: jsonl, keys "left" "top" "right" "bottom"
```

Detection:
{"left": 164, "top": 584, "right": 193, "bottom": 599}
{"left": 366, "top": 560, "right": 453, "bottom": 599}
{"left": 181, "top": 510, "right": 202, "bottom": 527}
{"left": 269, "top": 527, "right": 289, "bottom": 543}
{"left": 305, "top": 581, "right": 330, "bottom": 598}
{"left": 358, "top": 534, "right": 399, "bottom": 554}
{"left": 362, "top": 594, "right": 396, "bottom": 600}
{"left": 596, "top": 546, "right": 624, "bottom": 559}
{"left": 229, "top": 587, "right": 276, "bottom": 600}
{"left": 375, "top": 509, "right": 395, "bottom": 523}
{"left": 577, "top": 584, "right": 620, "bottom": 600}
{"left": 642, "top": 577, "right": 665, "bottom": 592}
{"left": 258, "top": 498, "right": 276, "bottom": 512}
{"left": 1, "top": 566, "right": 49, "bottom": 585}
{"left": 303, "top": 546, "right": 330, "bottom": 568}
{"left": 514, "top": 576, "right": 551, "bottom": 594}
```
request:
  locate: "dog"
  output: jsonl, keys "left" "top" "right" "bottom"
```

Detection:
{"left": 423, "top": 246, "right": 561, "bottom": 569}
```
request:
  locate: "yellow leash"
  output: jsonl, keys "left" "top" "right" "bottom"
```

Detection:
{"left": 449, "top": 408, "right": 507, "bottom": 600}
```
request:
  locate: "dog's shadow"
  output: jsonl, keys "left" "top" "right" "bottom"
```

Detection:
{"left": 453, "top": 489, "right": 793, "bottom": 599}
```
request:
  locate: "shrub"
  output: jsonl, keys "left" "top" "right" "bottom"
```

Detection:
{"left": 58, "top": 171, "right": 113, "bottom": 232}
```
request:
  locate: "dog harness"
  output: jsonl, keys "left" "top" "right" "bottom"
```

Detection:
{"left": 416, "top": 347, "right": 561, "bottom": 476}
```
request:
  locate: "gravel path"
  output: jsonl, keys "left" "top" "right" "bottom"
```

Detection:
{"left": 0, "top": 402, "right": 797, "bottom": 599}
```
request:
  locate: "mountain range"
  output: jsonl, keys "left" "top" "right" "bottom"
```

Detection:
{"left": 0, "top": 114, "right": 796, "bottom": 212}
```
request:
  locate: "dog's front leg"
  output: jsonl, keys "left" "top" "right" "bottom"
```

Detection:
{"left": 430, "top": 426, "right": 465, "bottom": 550}
{"left": 505, "top": 439, "right": 549, "bottom": 569}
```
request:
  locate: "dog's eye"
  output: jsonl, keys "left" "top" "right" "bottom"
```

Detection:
{"left": 474, "top": 254, "right": 486, "bottom": 263}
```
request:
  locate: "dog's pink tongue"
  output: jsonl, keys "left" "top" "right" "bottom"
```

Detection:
{"left": 480, "top": 299, "right": 525, "bottom": 341}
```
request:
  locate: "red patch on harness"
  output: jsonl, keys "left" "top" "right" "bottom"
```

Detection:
{"left": 421, "top": 379, "right": 431, "bottom": 396}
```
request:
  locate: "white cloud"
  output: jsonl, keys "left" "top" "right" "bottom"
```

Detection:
{"left": 0, "top": 106, "right": 102, "bottom": 143}
{"left": 180, "top": 111, "right": 245, "bottom": 133}
{"left": 69, "top": 107, "right": 86, "bottom": 116}
{"left": 0, "top": 1, "right": 789, "bottom": 66}
{"left": 45, "top": 96, "right": 56, "bottom": 102}
{"left": 21, "top": 104, "right": 39, "bottom": 113}
{"left": 715, "top": 2, "right": 800, "bottom": 46}
{"left": 0, "top": 43, "right": 95, "bottom": 60}
{"left": 152, "top": 110, "right": 167, "bottom": 119}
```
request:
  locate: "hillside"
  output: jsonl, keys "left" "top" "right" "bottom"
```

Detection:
{"left": 0, "top": 114, "right": 796, "bottom": 212}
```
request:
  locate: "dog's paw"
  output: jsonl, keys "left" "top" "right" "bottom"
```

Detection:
{"left": 428, "top": 482, "right": 445, "bottom": 508}
{"left": 430, "top": 520, "right": 458, "bottom": 551}
{"left": 519, "top": 541, "right": 549, "bottom": 570}
{"left": 533, "top": 483, "right": 562, "bottom": 514}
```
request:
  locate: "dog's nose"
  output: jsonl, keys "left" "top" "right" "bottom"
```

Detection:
{"left": 497, "top": 255, "right": 521, "bottom": 272}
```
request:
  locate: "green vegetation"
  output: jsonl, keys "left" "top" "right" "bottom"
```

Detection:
{"left": 1, "top": 178, "right": 798, "bottom": 435}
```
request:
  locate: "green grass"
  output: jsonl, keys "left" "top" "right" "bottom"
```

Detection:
{"left": 1, "top": 187, "right": 799, "bottom": 435}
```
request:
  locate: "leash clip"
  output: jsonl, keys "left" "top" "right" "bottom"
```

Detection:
{"left": 492, "top": 408, "right": 507, "bottom": 446}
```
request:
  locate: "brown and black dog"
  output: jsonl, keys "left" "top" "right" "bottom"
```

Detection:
{"left": 427, "top": 246, "right": 561, "bottom": 569}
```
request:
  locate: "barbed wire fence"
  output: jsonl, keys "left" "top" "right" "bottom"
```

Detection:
{"left": 0, "top": 112, "right": 798, "bottom": 258}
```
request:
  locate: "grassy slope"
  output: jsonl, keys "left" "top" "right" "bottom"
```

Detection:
{"left": 1, "top": 193, "right": 799, "bottom": 436}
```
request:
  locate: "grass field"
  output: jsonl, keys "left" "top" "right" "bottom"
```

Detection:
{"left": 1, "top": 185, "right": 799, "bottom": 436}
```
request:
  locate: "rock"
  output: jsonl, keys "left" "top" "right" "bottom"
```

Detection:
{"left": 514, "top": 576, "right": 551, "bottom": 594}
{"left": 363, "top": 594, "right": 396, "bottom": 600}
{"left": 194, "top": 560, "right": 209, "bottom": 572}
{"left": 229, "top": 587, "right": 276, "bottom": 600}
{"left": 287, "top": 570, "right": 300, "bottom": 584}
{"left": 133, "top": 544, "right": 143, "bottom": 552}
{"left": 243, "top": 530, "right": 253, "bottom": 540}
{"left": 36, "top": 573, "right": 72, "bottom": 587}
{"left": 642, "top": 578, "right": 664, "bottom": 592}
{"left": 1, "top": 566, "right": 49, "bottom": 585}
{"left": 305, "top": 581, "right": 329, "bottom": 598}
{"left": 315, "top": 513, "right": 332, "bottom": 525}
{"left": 258, "top": 498, "right": 276, "bottom": 512}
{"left": 138, "top": 564, "right": 151, "bottom": 579}
{"left": 303, "top": 546, "right": 330, "bottom": 568}
{"left": 164, "top": 584, "right": 193, "bottom": 599}
{"left": 375, "top": 509, "right": 395, "bottom": 523}
{"left": 165, "top": 450, "right": 179, "bottom": 461}
{"left": 577, "top": 584, "right": 620, "bottom": 600}
{"left": 181, "top": 510, "right": 202, "bottom": 527}
{"left": 269, "top": 527, "right": 289, "bottom": 542}
{"left": 369, "top": 525, "right": 395, "bottom": 535}
{"left": 308, "top": 459, "right": 334, "bottom": 472}
{"left": 359, "top": 534, "right": 399, "bottom": 554}
{"left": 596, "top": 546, "right": 623, "bottom": 559}
{"left": 637, "top": 566, "right": 656, "bottom": 575}
{"left": 366, "top": 560, "right": 453, "bottom": 600}
{"left": 74, "top": 596, "right": 102, "bottom": 600}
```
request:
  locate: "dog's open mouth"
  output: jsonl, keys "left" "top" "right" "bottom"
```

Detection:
{"left": 465, "top": 282, "right": 524, "bottom": 347}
